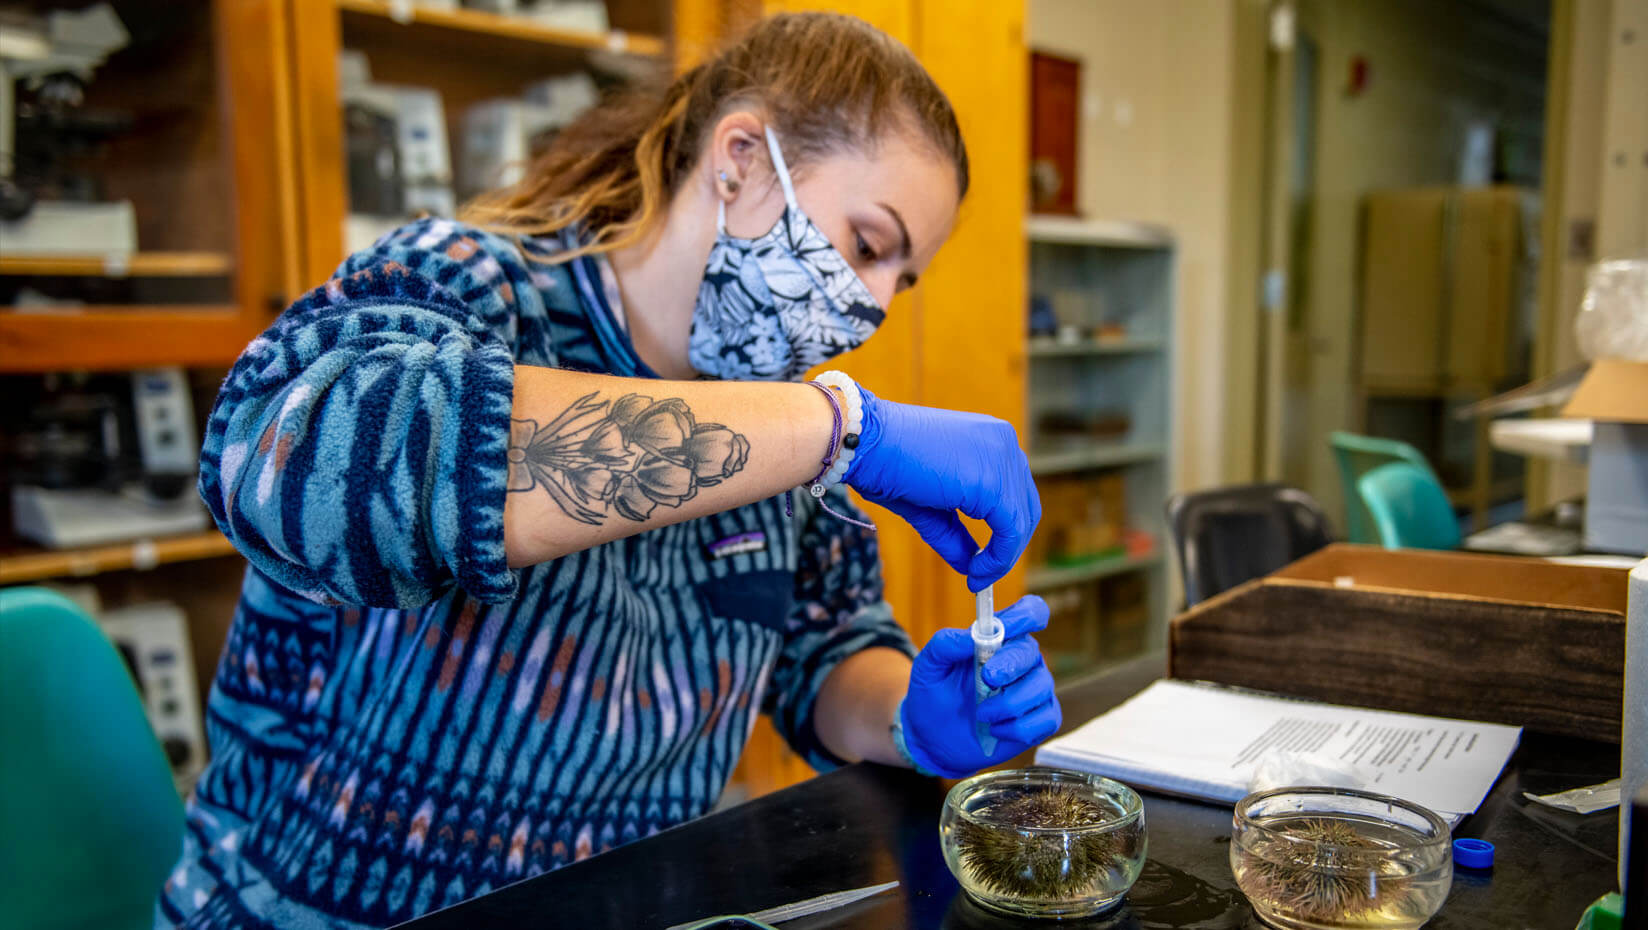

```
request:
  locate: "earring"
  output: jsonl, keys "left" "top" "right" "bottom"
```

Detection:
{"left": 718, "top": 170, "right": 740, "bottom": 194}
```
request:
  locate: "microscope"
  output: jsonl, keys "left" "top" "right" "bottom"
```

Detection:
{"left": 0, "top": 3, "right": 131, "bottom": 239}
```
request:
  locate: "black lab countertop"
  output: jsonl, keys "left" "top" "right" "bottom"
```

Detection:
{"left": 398, "top": 652, "right": 1622, "bottom": 930}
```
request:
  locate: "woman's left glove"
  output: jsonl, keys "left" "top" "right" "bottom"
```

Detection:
{"left": 895, "top": 595, "right": 1062, "bottom": 778}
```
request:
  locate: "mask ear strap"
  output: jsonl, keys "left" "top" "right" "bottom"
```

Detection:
{"left": 763, "top": 126, "right": 799, "bottom": 209}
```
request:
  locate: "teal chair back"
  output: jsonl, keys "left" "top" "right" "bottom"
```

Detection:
{"left": 1329, "top": 431, "right": 1438, "bottom": 543}
{"left": 0, "top": 588, "right": 184, "bottom": 930}
{"left": 1357, "top": 461, "right": 1463, "bottom": 551}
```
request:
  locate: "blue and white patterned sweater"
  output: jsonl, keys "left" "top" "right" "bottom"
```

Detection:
{"left": 159, "top": 219, "right": 914, "bottom": 929}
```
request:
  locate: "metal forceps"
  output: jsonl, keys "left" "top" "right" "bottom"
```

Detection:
{"left": 662, "top": 879, "right": 900, "bottom": 930}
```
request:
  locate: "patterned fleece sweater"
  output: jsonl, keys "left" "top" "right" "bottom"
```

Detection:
{"left": 158, "top": 218, "right": 913, "bottom": 929}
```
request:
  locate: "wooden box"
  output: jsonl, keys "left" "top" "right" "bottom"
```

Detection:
{"left": 1170, "top": 545, "right": 1629, "bottom": 742}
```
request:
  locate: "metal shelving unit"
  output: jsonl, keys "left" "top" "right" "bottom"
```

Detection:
{"left": 1027, "top": 216, "right": 1175, "bottom": 672}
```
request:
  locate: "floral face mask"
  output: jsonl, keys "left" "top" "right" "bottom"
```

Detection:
{"left": 688, "top": 127, "right": 886, "bottom": 381}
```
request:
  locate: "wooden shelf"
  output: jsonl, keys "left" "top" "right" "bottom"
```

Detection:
{"left": 0, "top": 530, "right": 239, "bottom": 585}
{"left": 337, "top": 0, "right": 667, "bottom": 57}
{"left": 0, "top": 306, "right": 259, "bottom": 372}
{"left": 1026, "top": 551, "right": 1163, "bottom": 592}
{"left": 1029, "top": 337, "right": 1166, "bottom": 358}
{"left": 0, "top": 252, "right": 233, "bottom": 278}
{"left": 1026, "top": 216, "right": 1174, "bottom": 249}
{"left": 1030, "top": 442, "right": 1165, "bottom": 475}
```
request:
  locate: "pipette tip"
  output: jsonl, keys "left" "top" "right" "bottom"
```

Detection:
{"left": 973, "top": 585, "right": 1003, "bottom": 642}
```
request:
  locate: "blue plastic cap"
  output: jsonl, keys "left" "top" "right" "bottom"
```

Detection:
{"left": 1453, "top": 837, "right": 1494, "bottom": 869}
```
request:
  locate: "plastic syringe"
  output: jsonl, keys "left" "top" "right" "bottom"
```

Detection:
{"left": 972, "top": 585, "right": 1004, "bottom": 755}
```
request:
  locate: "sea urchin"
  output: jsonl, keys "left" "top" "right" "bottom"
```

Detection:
{"left": 1237, "top": 817, "right": 1413, "bottom": 922}
{"left": 951, "top": 785, "right": 1123, "bottom": 899}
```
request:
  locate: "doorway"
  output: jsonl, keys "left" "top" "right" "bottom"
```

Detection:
{"left": 1254, "top": 0, "right": 1551, "bottom": 537}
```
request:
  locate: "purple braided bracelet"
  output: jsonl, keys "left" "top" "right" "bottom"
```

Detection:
{"left": 785, "top": 381, "right": 876, "bottom": 530}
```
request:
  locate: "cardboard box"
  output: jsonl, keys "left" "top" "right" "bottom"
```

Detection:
{"left": 1563, "top": 359, "right": 1648, "bottom": 555}
{"left": 1100, "top": 572, "right": 1150, "bottom": 658}
{"left": 1029, "top": 474, "right": 1127, "bottom": 566}
{"left": 1170, "top": 545, "right": 1628, "bottom": 742}
{"left": 1040, "top": 584, "right": 1102, "bottom": 676}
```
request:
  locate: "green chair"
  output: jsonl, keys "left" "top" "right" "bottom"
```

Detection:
{"left": 1329, "top": 431, "right": 1440, "bottom": 544}
{"left": 1357, "top": 461, "right": 1463, "bottom": 551}
{"left": 0, "top": 588, "right": 184, "bottom": 930}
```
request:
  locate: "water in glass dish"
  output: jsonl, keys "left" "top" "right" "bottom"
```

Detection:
{"left": 942, "top": 780, "right": 1147, "bottom": 918}
{"left": 1231, "top": 812, "right": 1453, "bottom": 930}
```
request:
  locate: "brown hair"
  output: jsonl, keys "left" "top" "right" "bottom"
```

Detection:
{"left": 461, "top": 12, "right": 968, "bottom": 261}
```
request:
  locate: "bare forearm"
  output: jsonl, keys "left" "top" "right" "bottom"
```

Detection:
{"left": 504, "top": 365, "right": 834, "bottom": 567}
{"left": 813, "top": 647, "right": 912, "bottom": 766}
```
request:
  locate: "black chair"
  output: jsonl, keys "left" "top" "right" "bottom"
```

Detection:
{"left": 1165, "top": 483, "right": 1335, "bottom": 608}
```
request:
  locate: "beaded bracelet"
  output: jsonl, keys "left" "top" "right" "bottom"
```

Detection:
{"left": 811, "top": 370, "right": 864, "bottom": 490}
{"left": 783, "top": 372, "right": 873, "bottom": 529}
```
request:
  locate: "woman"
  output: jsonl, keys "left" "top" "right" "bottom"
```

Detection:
{"left": 162, "top": 13, "right": 1057, "bottom": 929}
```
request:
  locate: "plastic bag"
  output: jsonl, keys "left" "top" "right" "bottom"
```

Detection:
{"left": 1523, "top": 778, "right": 1621, "bottom": 815}
{"left": 1247, "top": 749, "right": 1375, "bottom": 794}
{"left": 1575, "top": 259, "right": 1648, "bottom": 362}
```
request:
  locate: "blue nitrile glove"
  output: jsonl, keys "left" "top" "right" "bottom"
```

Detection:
{"left": 844, "top": 385, "right": 1042, "bottom": 592}
{"left": 896, "top": 595, "right": 1062, "bottom": 778}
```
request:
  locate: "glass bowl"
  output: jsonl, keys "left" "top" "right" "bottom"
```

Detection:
{"left": 1231, "top": 786, "right": 1453, "bottom": 930}
{"left": 940, "top": 767, "right": 1147, "bottom": 919}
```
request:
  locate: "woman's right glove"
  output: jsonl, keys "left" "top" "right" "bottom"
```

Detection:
{"left": 843, "top": 385, "right": 1041, "bottom": 592}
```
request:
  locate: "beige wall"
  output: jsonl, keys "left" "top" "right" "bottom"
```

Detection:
{"left": 1533, "top": 0, "right": 1648, "bottom": 507}
{"left": 1028, "top": 0, "right": 1260, "bottom": 494}
{"left": 1591, "top": 0, "right": 1648, "bottom": 258}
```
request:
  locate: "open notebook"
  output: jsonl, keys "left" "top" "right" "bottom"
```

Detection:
{"left": 1036, "top": 679, "right": 1522, "bottom": 821}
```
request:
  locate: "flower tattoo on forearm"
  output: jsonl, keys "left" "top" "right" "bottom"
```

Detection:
{"left": 507, "top": 392, "right": 751, "bottom": 524}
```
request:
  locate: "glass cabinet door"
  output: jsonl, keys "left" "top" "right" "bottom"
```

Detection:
{"left": 0, "top": 0, "right": 295, "bottom": 372}
{"left": 288, "top": 0, "right": 671, "bottom": 285}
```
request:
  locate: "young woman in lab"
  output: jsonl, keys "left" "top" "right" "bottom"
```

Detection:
{"left": 162, "top": 12, "right": 1057, "bottom": 928}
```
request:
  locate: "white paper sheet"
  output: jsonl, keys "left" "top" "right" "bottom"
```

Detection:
{"left": 1036, "top": 680, "right": 1522, "bottom": 819}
